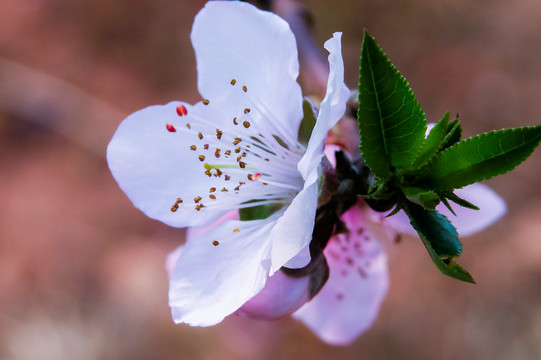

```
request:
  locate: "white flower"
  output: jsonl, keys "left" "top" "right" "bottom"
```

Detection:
{"left": 106, "top": 1, "right": 349, "bottom": 326}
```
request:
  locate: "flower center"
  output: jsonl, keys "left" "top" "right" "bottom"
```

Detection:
{"left": 166, "top": 78, "right": 305, "bottom": 214}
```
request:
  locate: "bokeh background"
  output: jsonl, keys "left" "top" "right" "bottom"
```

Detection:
{"left": 1, "top": 0, "right": 540, "bottom": 359}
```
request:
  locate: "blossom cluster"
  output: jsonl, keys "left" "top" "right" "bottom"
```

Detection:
{"left": 107, "top": 1, "right": 506, "bottom": 345}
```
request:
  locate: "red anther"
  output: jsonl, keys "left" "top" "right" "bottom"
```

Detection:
{"left": 176, "top": 104, "right": 188, "bottom": 116}
{"left": 166, "top": 123, "right": 176, "bottom": 132}
{"left": 251, "top": 173, "right": 262, "bottom": 181}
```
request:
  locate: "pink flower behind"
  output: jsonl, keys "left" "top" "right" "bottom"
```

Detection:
{"left": 294, "top": 204, "right": 389, "bottom": 345}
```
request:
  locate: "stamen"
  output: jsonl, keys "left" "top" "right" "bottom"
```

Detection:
{"left": 170, "top": 197, "right": 183, "bottom": 213}
{"left": 234, "top": 148, "right": 241, "bottom": 153}
{"left": 221, "top": 188, "right": 228, "bottom": 192}
{"left": 212, "top": 240, "right": 220, "bottom": 246}
{"left": 247, "top": 174, "right": 253, "bottom": 180}
{"left": 204, "top": 144, "right": 209, "bottom": 150}
{"left": 194, "top": 196, "right": 202, "bottom": 203}
{"left": 216, "top": 129, "right": 223, "bottom": 140}
{"left": 215, "top": 149, "right": 221, "bottom": 158}
{"left": 244, "top": 108, "right": 251, "bottom": 114}
{"left": 199, "top": 155, "right": 205, "bottom": 161}
{"left": 239, "top": 161, "right": 246, "bottom": 169}
{"left": 190, "top": 145, "right": 196, "bottom": 151}
{"left": 233, "top": 228, "right": 240, "bottom": 233}
{"left": 243, "top": 121, "right": 251, "bottom": 128}
{"left": 202, "top": 99, "right": 210, "bottom": 105}
{"left": 176, "top": 104, "right": 188, "bottom": 116}
{"left": 209, "top": 187, "right": 216, "bottom": 193}
{"left": 242, "top": 85, "right": 247, "bottom": 92}
{"left": 233, "top": 117, "right": 238, "bottom": 125}
{"left": 186, "top": 123, "right": 191, "bottom": 129}
{"left": 231, "top": 79, "right": 236, "bottom": 85}
{"left": 166, "top": 123, "right": 176, "bottom": 132}
{"left": 198, "top": 132, "right": 203, "bottom": 140}
{"left": 224, "top": 150, "right": 231, "bottom": 156}
{"left": 225, "top": 175, "right": 231, "bottom": 181}
{"left": 209, "top": 195, "right": 216, "bottom": 200}
{"left": 205, "top": 170, "right": 212, "bottom": 177}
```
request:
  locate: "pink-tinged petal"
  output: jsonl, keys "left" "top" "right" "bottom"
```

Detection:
{"left": 186, "top": 210, "right": 239, "bottom": 240}
{"left": 235, "top": 270, "right": 310, "bottom": 320}
{"left": 107, "top": 101, "right": 250, "bottom": 228}
{"left": 378, "top": 208, "right": 417, "bottom": 237}
{"left": 165, "top": 245, "right": 182, "bottom": 278}
{"left": 323, "top": 144, "right": 342, "bottom": 167}
{"left": 384, "top": 183, "right": 506, "bottom": 238}
{"left": 169, "top": 217, "right": 277, "bottom": 326}
{"left": 191, "top": 1, "right": 303, "bottom": 145}
{"left": 294, "top": 205, "right": 389, "bottom": 345}
{"left": 298, "top": 33, "right": 350, "bottom": 179}
{"left": 439, "top": 183, "right": 506, "bottom": 237}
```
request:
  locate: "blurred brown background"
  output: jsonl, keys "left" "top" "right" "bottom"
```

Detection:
{"left": 1, "top": 0, "right": 540, "bottom": 359}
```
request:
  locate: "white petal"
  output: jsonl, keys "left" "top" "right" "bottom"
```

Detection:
{"left": 272, "top": 33, "right": 349, "bottom": 273}
{"left": 107, "top": 102, "right": 248, "bottom": 228}
{"left": 235, "top": 270, "right": 310, "bottom": 320}
{"left": 384, "top": 183, "right": 506, "bottom": 238}
{"left": 270, "top": 169, "right": 319, "bottom": 272}
{"left": 294, "top": 206, "right": 388, "bottom": 345}
{"left": 298, "top": 32, "right": 350, "bottom": 178}
{"left": 191, "top": 1, "right": 303, "bottom": 144}
{"left": 169, "top": 217, "right": 277, "bottom": 326}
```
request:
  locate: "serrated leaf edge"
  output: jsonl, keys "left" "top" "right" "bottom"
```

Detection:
{"left": 414, "top": 125, "right": 541, "bottom": 189}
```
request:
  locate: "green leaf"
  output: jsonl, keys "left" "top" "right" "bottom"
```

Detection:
{"left": 298, "top": 99, "right": 317, "bottom": 146}
{"left": 402, "top": 200, "right": 474, "bottom": 283}
{"left": 440, "top": 118, "right": 462, "bottom": 150}
{"left": 409, "top": 112, "right": 450, "bottom": 169}
{"left": 358, "top": 31, "right": 427, "bottom": 178}
{"left": 402, "top": 186, "right": 440, "bottom": 209}
{"left": 440, "top": 191, "right": 479, "bottom": 211}
{"left": 414, "top": 125, "right": 541, "bottom": 190}
{"left": 403, "top": 201, "right": 462, "bottom": 257}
